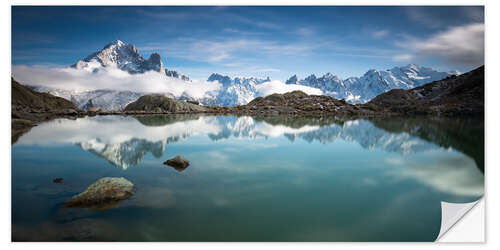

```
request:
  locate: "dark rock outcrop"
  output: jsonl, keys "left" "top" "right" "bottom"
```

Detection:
{"left": 12, "top": 77, "right": 77, "bottom": 112}
{"left": 365, "top": 66, "right": 484, "bottom": 116}
{"left": 232, "top": 90, "right": 370, "bottom": 115}
{"left": 124, "top": 94, "right": 207, "bottom": 113}
{"left": 11, "top": 78, "right": 81, "bottom": 143}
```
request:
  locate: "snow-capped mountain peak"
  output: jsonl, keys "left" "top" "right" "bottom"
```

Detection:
{"left": 286, "top": 74, "right": 299, "bottom": 84}
{"left": 305, "top": 74, "right": 317, "bottom": 82}
{"left": 147, "top": 52, "right": 163, "bottom": 72}
{"left": 71, "top": 40, "right": 188, "bottom": 81}
{"left": 322, "top": 72, "right": 334, "bottom": 79}
{"left": 205, "top": 74, "right": 272, "bottom": 106}
{"left": 107, "top": 39, "right": 125, "bottom": 47}
{"left": 402, "top": 63, "right": 420, "bottom": 71}
{"left": 208, "top": 73, "right": 232, "bottom": 85}
{"left": 74, "top": 40, "right": 146, "bottom": 73}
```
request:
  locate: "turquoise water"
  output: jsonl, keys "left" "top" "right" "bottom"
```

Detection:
{"left": 11, "top": 115, "right": 484, "bottom": 241}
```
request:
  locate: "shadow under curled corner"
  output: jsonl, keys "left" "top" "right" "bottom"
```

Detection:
{"left": 436, "top": 198, "right": 483, "bottom": 241}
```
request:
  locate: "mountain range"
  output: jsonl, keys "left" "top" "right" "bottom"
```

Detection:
{"left": 29, "top": 40, "right": 459, "bottom": 110}
{"left": 286, "top": 65, "right": 460, "bottom": 103}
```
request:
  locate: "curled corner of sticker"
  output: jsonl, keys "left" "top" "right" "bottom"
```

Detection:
{"left": 436, "top": 199, "right": 482, "bottom": 241}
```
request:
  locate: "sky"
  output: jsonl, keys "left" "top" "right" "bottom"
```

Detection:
{"left": 12, "top": 6, "right": 484, "bottom": 81}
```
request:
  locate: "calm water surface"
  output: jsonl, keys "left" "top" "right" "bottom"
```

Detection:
{"left": 11, "top": 115, "right": 484, "bottom": 241}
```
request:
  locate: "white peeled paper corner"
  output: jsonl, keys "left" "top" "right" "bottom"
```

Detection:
{"left": 436, "top": 199, "right": 482, "bottom": 241}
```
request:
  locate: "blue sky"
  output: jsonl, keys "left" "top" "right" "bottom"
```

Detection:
{"left": 12, "top": 6, "right": 484, "bottom": 81}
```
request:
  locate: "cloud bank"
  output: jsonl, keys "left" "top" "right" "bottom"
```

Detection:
{"left": 387, "top": 155, "right": 484, "bottom": 197}
{"left": 12, "top": 65, "right": 324, "bottom": 105}
{"left": 415, "top": 23, "right": 484, "bottom": 66}
{"left": 395, "top": 23, "right": 484, "bottom": 66}
{"left": 12, "top": 65, "right": 221, "bottom": 99}
{"left": 371, "top": 29, "right": 389, "bottom": 39}
{"left": 255, "top": 80, "right": 323, "bottom": 96}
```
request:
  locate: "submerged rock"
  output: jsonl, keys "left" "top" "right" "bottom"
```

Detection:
{"left": 65, "top": 177, "right": 134, "bottom": 209}
{"left": 53, "top": 178, "right": 64, "bottom": 183}
{"left": 164, "top": 155, "right": 190, "bottom": 171}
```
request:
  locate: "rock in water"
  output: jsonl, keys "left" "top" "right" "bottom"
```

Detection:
{"left": 65, "top": 177, "right": 134, "bottom": 209}
{"left": 164, "top": 155, "right": 190, "bottom": 171}
{"left": 53, "top": 178, "right": 64, "bottom": 183}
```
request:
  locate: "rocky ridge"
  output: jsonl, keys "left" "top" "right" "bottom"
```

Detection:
{"left": 364, "top": 65, "right": 484, "bottom": 115}
{"left": 11, "top": 77, "right": 81, "bottom": 143}
{"left": 229, "top": 90, "right": 368, "bottom": 116}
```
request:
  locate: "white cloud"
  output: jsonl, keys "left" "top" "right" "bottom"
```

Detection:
{"left": 296, "top": 27, "right": 315, "bottom": 37}
{"left": 396, "top": 23, "right": 484, "bottom": 66}
{"left": 222, "top": 28, "right": 265, "bottom": 36}
{"left": 392, "top": 54, "right": 414, "bottom": 62}
{"left": 371, "top": 29, "right": 389, "bottom": 39}
{"left": 254, "top": 123, "right": 320, "bottom": 138}
{"left": 16, "top": 115, "right": 223, "bottom": 146}
{"left": 255, "top": 80, "right": 323, "bottom": 96}
{"left": 221, "top": 67, "right": 281, "bottom": 75}
{"left": 388, "top": 156, "right": 484, "bottom": 197}
{"left": 140, "top": 38, "right": 313, "bottom": 64}
{"left": 12, "top": 65, "right": 221, "bottom": 99}
{"left": 415, "top": 23, "right": 484, "bottom": 65}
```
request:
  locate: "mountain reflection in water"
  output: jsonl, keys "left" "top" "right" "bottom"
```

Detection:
{"left": 14, "top": 114, "right": 484, "bottom": 172}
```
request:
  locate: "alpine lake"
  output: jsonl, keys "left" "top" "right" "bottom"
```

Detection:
{"left": 11, "top": 114, "right": 484, "bottom": 241}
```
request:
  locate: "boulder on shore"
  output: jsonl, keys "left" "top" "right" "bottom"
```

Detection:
{"left": 124, "top": 94, "right": 207, "bottom": 113}
{"left": 164, "top": 155, "right": 190, "bottom": 171}
{"left": 65, "top": 177, "right": 134, "bottom": 209}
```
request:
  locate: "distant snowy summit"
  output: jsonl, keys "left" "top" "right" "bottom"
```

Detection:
{"left": 285, "top": 64, "right": 460, "bottom": 103}
{"left": 204, "top": 73, "right": 272, "bottom": 106}
{"left": 72, "top": 40, "right": 189, "bottom": 81}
